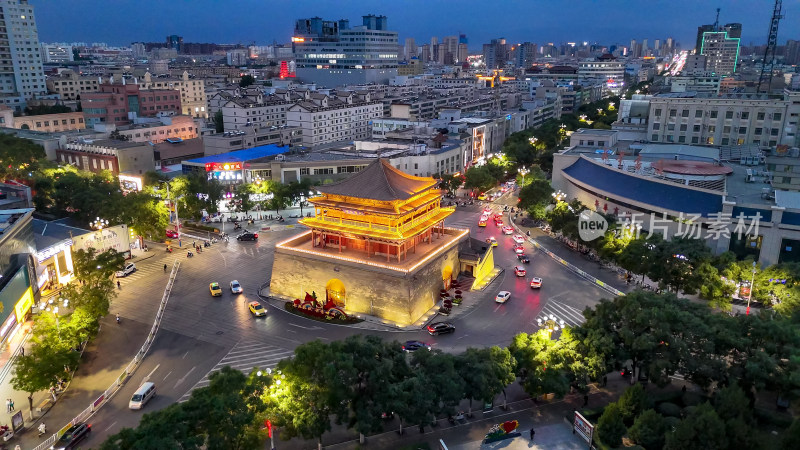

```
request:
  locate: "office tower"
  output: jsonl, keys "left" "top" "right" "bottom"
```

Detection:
{"left": 629, "top": 39, "right": 639, "bottom": 57}
{"left": 700, "top": 31, "right": 740, "bottom": 75}
{"left": 642, "top": 39, "right": 649, "bottom": 56}
{"left": 459, "top": 34, "right": 468, "bottom": 45}
{"left": 166, "top": 34, "right": 183, "bottom": 52}
{"left": 665, "top": 37, "right": 674, "bottom": 54}
{"left": 723, "top": 23, "right": 742, "bottom": 39}
{"left": 431, "top": 36, "right": 438, "bottom": 48}
{"left": 786, "top": 40, "right": 800, "bottom": 65}
{"left": 443, "top": 35, "right": 458, "bottom": 58}
{"left": 40, "top": 44, "right": 73, "bottom": 63}
{"left": 293, "top": 14, "right": 398, "bottom": 86}
{"left": 404, "top": 37, "right": 417, "bottom": 61}
{"left": 695, "top": 24, "right": 715, "bottom": 53}
{"left": 515, "top": 42, "right": 537, "bottom": 68}
{"left": 131, "top": 42, "right": 146, "bottom": 59}
{"left": 457, "top": 43, "right": 468, "bottom": 63}
{"left": 0, "top": 0, "right": 47, "bottom": 111}
{"left": 483, "top": 38, "right": 507, "bottom": 69}
{"left": 420, "top": 44, "right": 431, "bottom": 62}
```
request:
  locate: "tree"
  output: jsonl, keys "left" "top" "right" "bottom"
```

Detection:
{"left": 438, "top": 173, "right": 462, "bottom": 195}
{"left": 12, "top": 338, "right": 80, "bottom": 417}
{"left": 0, "top": 133, "right": 46, "bottom": 181}
{"left": 71, "top": 247, "right": 125, "bottom": 287}
{"left": 463, "top": 165, "right": 496, "bottom": 194}
{"left": 457, "top": 347, "right": 516, "bottom": 415}
{"left": 213, "top": 109, "right": 224, "bottom": 133}
{"left": 119, "top": 191, "right": 170, "bottom": 240}
{"left": 754, "top": 262, "right": 800, "bottom": 316}
{"left": 265, "top": 182, "right": 293, "bottom": 215}
{"left": 409, "top": 350, "right": 464, "bottom": 421}
{"left": 628, "top": 409, "right": 667, "bottom": 450}
{"left": 595, "top": 402, "right": 627, "bottom": 447}
{"left": 509, "top": 331, "right": 571, "bottom": 399}
{"left": 783, "top": 419, "right": 800, "bottom": 450}
{"left": 517, "top": 179, "right": 553, "bottom": 210}
{"left": 286, "top": 178, "right": 314, "bottom": 216}
{"left": 617, "top": 383, "right": 647, "bottom": 424}
{"left": 664, "top": 402, "right": 727, "bottom": 450}
{"left": 239, "top": 75, "right": 256, "bottom": 87}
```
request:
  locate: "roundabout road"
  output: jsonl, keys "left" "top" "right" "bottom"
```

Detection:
{"left": 80, "top": 203, "right": 611, "bottom": 445}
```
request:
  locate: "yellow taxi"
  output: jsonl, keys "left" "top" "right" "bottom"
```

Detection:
{"left": 248, "top": 301, "right": 267, "bottom": 317}
{"left": 477, "top": 193, "right": 487, "bottom": 201}
{"left": 209, "top": 282, "right": 222, "bottom": 297}
{"left": 478, "top": 220, "right": 487, "bottom": 227}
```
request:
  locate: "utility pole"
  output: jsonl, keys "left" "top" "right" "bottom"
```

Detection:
{"left": 757, "top": 0, "right": 783, "bottom": 94}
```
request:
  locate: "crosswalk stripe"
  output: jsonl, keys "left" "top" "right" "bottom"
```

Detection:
{"left": 546, "top": 301, "right": 586, "bottom": 325}
{"left": 536, "top": 301, "right": 586, "bottom": 328}
{"left": 178, "top": 340, "right": 293, "bottom": 402}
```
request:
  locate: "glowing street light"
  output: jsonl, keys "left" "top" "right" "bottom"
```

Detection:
{"left": 518, "top": 166, "right": 530, "bottom": 187}
{"left": 552, "top": 190, "right": 566, "bottom": 202}
{"left": 537, "top": 314, "right": 566, "bottom": 339}
{"left": 90, "top": 217, "right": 109, "bottom": 230}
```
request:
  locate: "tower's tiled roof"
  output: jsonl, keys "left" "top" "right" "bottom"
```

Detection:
{"left": 317, "top": 158, "right": 437, "bottom": 201}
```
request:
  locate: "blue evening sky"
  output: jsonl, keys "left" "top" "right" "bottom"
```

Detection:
{"left": 33, "top": 0, "right": 800, "bottom": 49}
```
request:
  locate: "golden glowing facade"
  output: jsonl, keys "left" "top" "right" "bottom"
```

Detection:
{"left": 300, "top": 159, "right": 455, "bottom": 263}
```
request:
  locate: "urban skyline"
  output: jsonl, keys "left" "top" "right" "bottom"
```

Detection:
{"left": 35, "top": 0, "right": 800, "bottom": 50}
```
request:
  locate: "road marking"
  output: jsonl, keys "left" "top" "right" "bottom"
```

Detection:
{"left": 102, "top": 421, "right": 118, "bottom": 433}
{"left": 286, "top": 329, "right": 297, "bottom": 333}
{"left": 182, "top": 351, "right": 189, "bottom": 359}
{"left": 493, "top": 303, "right": 505, "bottom": 312}
{"left": 287, "top": 323, "right": 323, "bottom": 330}
{"left": 174, "top": 366, "right": 196, "bottom": 389}
{"left": 163, "top": 371, "right": 172, "bottom": 381}
{"left": 144, "top": 364, "right": 160, "bottom": 382}
{"left": 456, "top": 334, "right": 469, "bottom": 340}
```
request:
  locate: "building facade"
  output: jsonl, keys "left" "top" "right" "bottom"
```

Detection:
{"left": 114, "top": 115, "right": 197, "bottom": 143}
{"left": 45, "top": 69, "right": 103, "bottom": 100}
{"left": 287, "top": 90, "right": 382, "bottom": 146}
{"left": 700, "top": 31, "right": 740, "bottom": 76}
{"left": 137, "top": 72, "right": 207, "bottom": 118}
{"left": 58, "top": 139, "right": 155, "bottom": 175}
{"left": 0, "top": 0, "right": 48, "bottom": 110}
{"left": 40, "top": 43, "right": 72, "bottom": 63}
{"left": 82, "top": 83, "right": 181, "bottom": 127}
{"left": 12, "top": 111, "right": 85, "bottom": 132}
{"left": 293, "top": 14, "right": 399, "bottom": 87}
{"left": 578, "top": 60, "right": 625, "bottom": 95}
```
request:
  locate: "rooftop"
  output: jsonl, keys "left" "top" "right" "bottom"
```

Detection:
{"left": 0, "top": 208, "right": 34, "bottom": 237}
{"left": 183, "top": 144, "right": 288, "bottom": 165}
{"left": 317, "top": 158, "right": 437, "bottom": 202}
{"left": 32, "top": 218, "right": 90, "bottom": 251}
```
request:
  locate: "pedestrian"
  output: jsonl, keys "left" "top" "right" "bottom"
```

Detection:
{"left": 192, "top": 241, "right": 196, "bottom": 248}
{"left": 164, "top": 263, "right": 167, "bottom": 272}
{"left": 583, "top": 394, "right": 589, "bottom": 406}
{"left": 681, "top": 385, "right": 687, "bottom": 394}
{"left": 117, "top": 280, "right": 121, "bottom": 289}
{"left": 9, "top": 399, "right": 14, "bottom": 411}
{"left": 602, "top": 375, "right": 607, "bottom": 387}
{"left": 20, "top": 347, "right": 24, "bottom": 357}
{"left": 529, "top": 427, "right": 535, "bottom": 441}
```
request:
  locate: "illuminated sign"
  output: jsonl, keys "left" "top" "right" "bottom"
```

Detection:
{"left": 36, "top": 239, "right": 73, "bottom": 263}
{"left": 119, "top": 174, "right": 143, "bottom": 192}
{"left": 14, "top": 287, "right": 33, "bottom": 323}
{"left": 291, "top": 37, "right": 305, "bottom": 43}
{"left": 205, "top": 162, "right": 243, "bottom": 172}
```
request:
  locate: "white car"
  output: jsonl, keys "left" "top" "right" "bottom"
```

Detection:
{"left": 207, "top": 215, "right": 223, "bottom": 223}
{"left": 116, "top": 263, "right": 136, "bottom": 278}
{"left": 502, "top": 226, "right": 514, "bottom": 235}
{"left": 514, "top": 246, "right": 525, "bottom": 255}
{"left": 230, "top": 280, "right": 243, "bottom": 294}
{"left": 530, "top": 277, "right": 543, "bottom": 289}
{"left": 512, "top": 234, "right": 525, "bottom": 244}
{"left": 495, "top": 291, "right": 511, "bottom": 303}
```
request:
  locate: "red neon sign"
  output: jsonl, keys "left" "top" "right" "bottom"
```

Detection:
{"left": 205, "top": 162, "right": 242, "bottom": 172}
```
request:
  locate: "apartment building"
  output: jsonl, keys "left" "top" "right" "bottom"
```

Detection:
{"left": 287, "top": 90, "right": 382, "bottom": 146}
{"left": 647, "top": 92, "right": 792, "bottom": 148}
{"left": 82, "top": 83, "right": 181, "bottom": 127}
{"left": 58, "top": 139, "right": 155, "bottom": 175}
{"left": 203, "top": 126, "right": 302, "bottom": 155}
{"left": 46, "top": 70, "right": 103, "bottom": 100}
{"left": 0, "top": 0, "right": 48, "bottom": 110}
{"left": 113, "top": 115, "right": 197, "bottom": 144}
{"left": 138, "top": 71, "right": 207, "bottom": 118}
{"left": 578, "top": 59, "right": 625, "bottom": 95}
{"left": 12, "top": 111, "right": 85, "bottom": 132}
{"left": 209, "top": 87, "right": 292, "bottom": 131}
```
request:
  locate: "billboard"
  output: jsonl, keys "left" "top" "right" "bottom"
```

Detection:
{"left": 72, "top": 224, "right": 131, "bottom": 255}
{"left": 573, "top": 411, "right": 594, "bottom": 445}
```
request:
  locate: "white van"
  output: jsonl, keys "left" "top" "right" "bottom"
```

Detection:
{"left": 129, "top": 382, "right": 156, "bottom": 410}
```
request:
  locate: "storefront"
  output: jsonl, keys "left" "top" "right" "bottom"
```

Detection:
{"left": 0, "top": 263, "right": 36, "bottom": 344}
{"left": 35, "top": 239, "right": 74, "bottom": 291}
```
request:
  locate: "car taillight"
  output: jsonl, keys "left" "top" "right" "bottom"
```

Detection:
{"left": 254, "top": 233, "right": 258, "bottom": 238}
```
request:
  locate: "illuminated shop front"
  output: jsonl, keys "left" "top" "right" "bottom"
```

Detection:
{"left": 35, "top": 239, "right": 75, "bottom": 290}
{"left": 0, "top": 263, "right": 36, "bottom": 343}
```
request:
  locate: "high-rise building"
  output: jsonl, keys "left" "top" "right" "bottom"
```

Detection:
{"left": 695, "top": 24, "right": 715, "bottom": 53}
{"left": 786, "top": 39, "right": 800, "bottom": 65}
{"left": 483, "top": 38, "right": 508, "bottom": 69}
{"left": 293, "top": 14, "right": 398, "bottom": 87}
{"left": 404, "top": 37, "right": 417, "bottom": 61}
{"left": 443, "top": 35, "right": 458, "bottom": 59}
{"left": 514, "top": 42, "right": 537, "bottom": 68}
{"left": 459, "top": 34, "right": 468, "bottom": 45}
{"left": 421, "top": 44, "right": 431, "bottom": 63}
{"left": 629, "top": 39, "right": 640, "bottom": 58}
{"left": 131, "top": 42, "right": 146, "bottom": 59}
{"left": 0, "top": 0, "right": 47, "bottom": 111}
{"left": 642, "top": 39, "right": 649, "bottom": 56}
{"left": 722, "top": 23, "right": 742, "bottom": 39}
{"left": 700, "top": 31, "right": 740, "bottom": 75}
{"left": 457, "top": 43, "right": 468, "bottom": 63}
{"left": 166, "top": 35, "right": 183, "bottom": 52}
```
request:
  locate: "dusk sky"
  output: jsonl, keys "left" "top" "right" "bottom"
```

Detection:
{"left": 34, "top": 0, "right": 800, "bottom": 50}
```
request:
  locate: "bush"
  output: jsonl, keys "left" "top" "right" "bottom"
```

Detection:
{"left": 657, "top": 402, "right": 681, "bottom": 418}
{"left": 618, "top": 384, "right": 647, "bottom": 424}
{"left": 595, "top": 402, "right": 627, "bottom": 447}
{"left": 754, "top": 408, "right": 794, "bottom": 429}
{"left": 628, "top": 409, "right": 667, "bottom": 450}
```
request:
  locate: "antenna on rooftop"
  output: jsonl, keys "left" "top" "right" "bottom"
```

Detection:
{"left": 713, "top": 7, "right": 721, "bottom": 31}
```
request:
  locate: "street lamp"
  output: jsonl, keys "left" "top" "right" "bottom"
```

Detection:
{"left": 537, "top": 314, "right": 566, "bottom": 339}
{"left": 518, "top": 166, "right": 529, "bottom": 188}
{"left": 90, "top": 217, "right": 109, "bottom": 230}
{"left": 746, "top": 261, "right": 757, "bottom": 315}
{"left": 160, "top": 181, "right": 181, "bottom": 240}
{"left": 552, "top": 190, "right": 566, "bottom": 202}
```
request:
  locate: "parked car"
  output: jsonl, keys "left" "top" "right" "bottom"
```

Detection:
{"left": 209, "top": 282, "right": 222, "bottom": 297}
{"left": 206, "top": 215, "right": 223, "bottom": 223}
{"left": 517, "top": 254, "right": 530, "bottom": 263}
{"left": 426, "top": 322, "right": 456, "bottom": 336}
{"left": 52, "top": 423, "right": 91, "bottom": 450}
{"left": 248, "top": 301, "right": 267, "bottom": 317}
{"left": 530, "top": 277, "right": 543, "bottom": 289}
{"left": 115, "top": 263, "right": 136, "bottom": 278}
{"left": 495, "top": 291, "right": 511, "bottom": 303}
{"left": 402, "top": 340, "right": 432, "bottom": 352}
{"left": 514, "top": 266, "right": 527, "bottom": 277}
{"left": 230, "top": 280, "right": 243, "bottom": 294}
{"left": 237, "top": 232, "right": 259, "bottom": 241}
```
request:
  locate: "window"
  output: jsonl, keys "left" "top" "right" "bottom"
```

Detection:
{"left": 678, "top": 136, "right": 686, "bottom": 143}
{"left": 739, "top": 127, "right": 747, "bottom": 134}
{"left": 681, "top": 110, "right": 689, "bottom": 117}
{"left": 723, "top": 126, "right": 731, "bottom": 134}
{"left": 300, "top": 168, "right": 310, "bottom": 175}
{"left": 652, "top": 123, "right": 660, "bottom": 130}
{"left": 313, "top": 168, "right": 334, "bottom": 175}
{"left": 669, "top": 109, "right": 677, "bottom": 117}
{"left": 710, "top": 111, "right": 718, "bottom": 119}
{"left": 741, "top": 112, "right": 749, "bottom": 120}
{"left": 757, "top": 112, "right": 765, "bottom": 120}
{"left": 654, "top": 108, "right": 662, "bottom": 117}
{"left": 695, "top": 110, "right": 703, "bottom": 118}
{"left": 679, "top": 124, "right": 687, "bottom": 131}
{"left": 691, "top": 136, "right": 699, "bottom": 143}
{"left": 721, "top": 138, "right": 729, "bottom": 145}
{"left": 651, "top": 134, "right": 659, "bottom": 141}
{"left": 755, "top": 127, "right": 762, "bottom": 135}
{"left": 667, "top": 124, "right": 675, "bottom": 131}
{"left": 774, "top": 113, "right": 782, "bottom": 121}
{"left": 693, "top": 125, "right": 701, "bottom": 132}
{"left": 771, "top": 128, "right": 779, "bottom": 136}
{"left": 725, "top": 111, "right": 733, "bottom": 119}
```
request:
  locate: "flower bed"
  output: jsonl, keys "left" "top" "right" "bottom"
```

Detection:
{"left": 283, "top": 302, "right": 364, "bottom": 324}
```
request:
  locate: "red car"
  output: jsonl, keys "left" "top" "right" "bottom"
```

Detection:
{"left": 165, "top": 229, "right": 179, "bottom": 238}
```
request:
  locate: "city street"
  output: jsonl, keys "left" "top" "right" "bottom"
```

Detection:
{"left": 9, "top": 201, "right": 620, "bottom": 449}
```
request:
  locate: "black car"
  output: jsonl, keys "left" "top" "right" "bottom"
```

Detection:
{"left": 426, "top": 322, "right": 455, "bottom": 336}
{"left": 402, "top": 340, "right": 432, "bottom": 352}
{"left": 237, "top": 232, "right": 259, "bottom": 241}
{"left": 517, "top": 254, "right": 530, "bottom": 263}
{"left": 52, "top": 423, "right": 91, "bottom": 450}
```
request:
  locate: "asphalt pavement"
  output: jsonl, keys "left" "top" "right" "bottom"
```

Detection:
{"left": 0, "top": 203, "right": 642, "bottom": 449}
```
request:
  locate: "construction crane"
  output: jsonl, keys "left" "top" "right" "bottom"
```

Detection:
{"left": 757, "top": 0, "right": 783, "bottom": 94}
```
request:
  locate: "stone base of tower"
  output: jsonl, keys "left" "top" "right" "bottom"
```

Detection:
{"left": 270, "top": 229, "right": 468, "bottom": 326}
